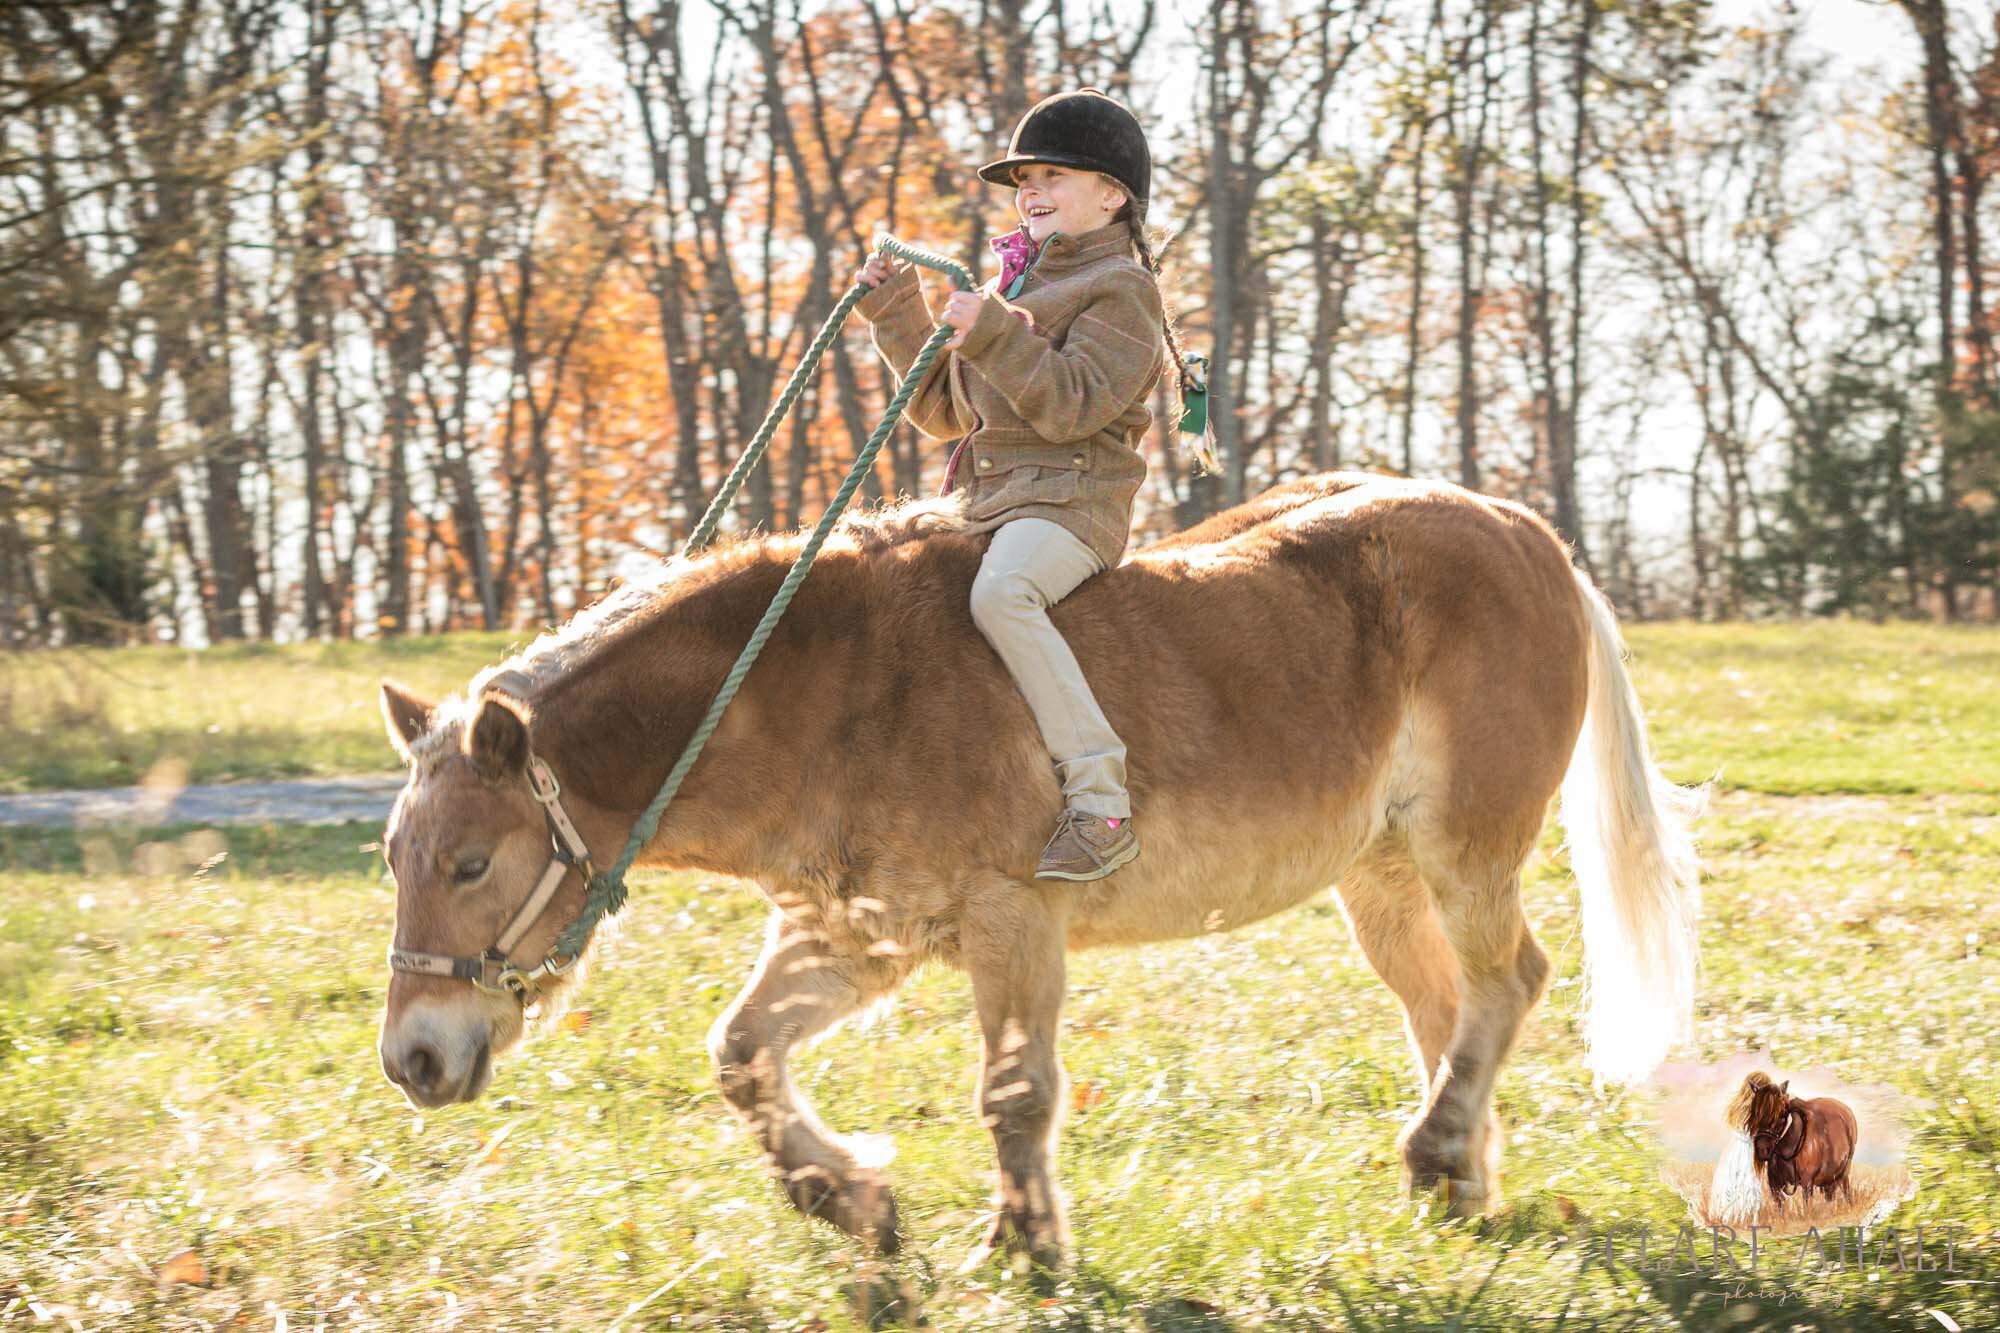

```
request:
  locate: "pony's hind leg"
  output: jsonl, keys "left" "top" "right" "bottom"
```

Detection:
{"left": 709, "top": 908, "right": 913, "bottom": 1252}
{"left": 1337, "top": 836, "right": 1505, "bottom": 1190}
{"left": 1338, "top": 836, "right": 1458, "bottom": 1097}
{"left": 1398, "top": 830, "right": 1553, "bottom": 1217}
{"left": 960, "top": 882, "right": 1070, "bottom": 1271}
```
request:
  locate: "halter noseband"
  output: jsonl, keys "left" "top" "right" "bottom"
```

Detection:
{"left": 387, "top": 755, "right": 594, "bottom": 1005}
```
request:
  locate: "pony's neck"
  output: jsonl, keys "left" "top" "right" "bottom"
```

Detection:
{"left": 525, "top": 541, "right": 861, "bottom": 881}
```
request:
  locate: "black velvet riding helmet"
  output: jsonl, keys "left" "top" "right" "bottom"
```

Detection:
{"left": 978, "top": 87, "right": 1152, "bottom": 221}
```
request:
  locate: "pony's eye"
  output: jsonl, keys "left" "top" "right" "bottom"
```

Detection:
{"left": 452, "top": 857, "right": 491, "bottom": 885}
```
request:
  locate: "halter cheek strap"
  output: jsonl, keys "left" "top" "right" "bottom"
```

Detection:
{"left": 387, "top": 755, "right": 595, "bottom": 1005}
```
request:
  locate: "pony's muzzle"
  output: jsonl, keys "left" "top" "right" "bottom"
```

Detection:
{"left": 381, "top": 1033, "right": 492, "bottom": 1107}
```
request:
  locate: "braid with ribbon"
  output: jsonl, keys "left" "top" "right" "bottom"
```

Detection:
{"left": 1116, "top": 195, "right": 1216, "bottom": 474}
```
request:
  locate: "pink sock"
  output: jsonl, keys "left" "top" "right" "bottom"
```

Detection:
{"left": 1105, "top": 817, "right": 1122, "bottom": 829}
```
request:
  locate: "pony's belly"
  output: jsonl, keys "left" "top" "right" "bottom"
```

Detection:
{"left": 1062, "top": 811, "right": 1370, "bottom": 949}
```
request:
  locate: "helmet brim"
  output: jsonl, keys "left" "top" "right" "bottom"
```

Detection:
{"left": 978, "top": 153, "right": 1130, "bottom": 191}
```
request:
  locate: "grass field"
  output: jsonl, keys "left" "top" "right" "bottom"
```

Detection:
{"left": 3, "top": 626, "right": 1997, "bottom": 1329}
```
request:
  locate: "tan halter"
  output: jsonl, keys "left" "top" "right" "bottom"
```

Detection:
{"left": 386, "top": 755, "right": 594, "bottom": 1004}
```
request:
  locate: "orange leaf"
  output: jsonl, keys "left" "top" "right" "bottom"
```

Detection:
{"left": 1071, "top": 1080, "right": 1105, "bottom": 1112}
{"left": 561, "top": 1009, "right": 592, "bottom": 1034}
{"left": 156, "top": 1248, "right": 208, "bottom": 1287}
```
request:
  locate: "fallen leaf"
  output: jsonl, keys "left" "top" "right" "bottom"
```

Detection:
{"left": 156, "top": 1248, "right": 208, "bottom": 1287}
{"left": 1071, "top": 1080, "right": 1105, "bottom": 1112}
{"left": 1557, "top": 1196, "right": 1578, "bottom": 1222}
{"left": 475, "top": 1120, "right": 516, "bottom": 1166}
{"left": 561, "top": 1009, "right": 592, "bottom": 1034}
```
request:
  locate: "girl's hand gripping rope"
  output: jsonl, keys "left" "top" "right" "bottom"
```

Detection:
{"left": 938, "top": 290, "right": 987, "bottom": 349}
{"left": 854, "top": 252, "right": 905, "bottom": 291}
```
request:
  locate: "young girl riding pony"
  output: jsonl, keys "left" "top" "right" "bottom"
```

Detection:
{"left": 854, "top": 88, "right": 1187, "bottom": 883}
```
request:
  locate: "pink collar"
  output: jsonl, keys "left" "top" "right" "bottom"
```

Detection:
{"left": 989, "top": 223, "right": 1044, "bottom": 295}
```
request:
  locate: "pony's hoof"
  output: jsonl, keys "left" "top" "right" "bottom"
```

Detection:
{"left": 782, "top": 1166, "right": 901, "bottom": 1253}
{"left": 1399, "top": 1120, "right": 1494, "bottom": 1215}
{"left": 961, "top": 1213, "right": 1065, "bottom": 1277}
{"left": 843, "top": 1170, "right": 902, "bottom": 1254}
{"left": 1400, "top": 1166, "right": 1490, "bottom": 1218}
{"left": 1398, "top": 1122, "right": 1466, "bottom": 1189}
{"left": 1442, "top": 1177, "right": 1492, "bottom": 1218}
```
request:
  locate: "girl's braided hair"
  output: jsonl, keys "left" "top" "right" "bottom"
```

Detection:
{"left": 1105, "top": 178, "right": 1192, "bottom": 402}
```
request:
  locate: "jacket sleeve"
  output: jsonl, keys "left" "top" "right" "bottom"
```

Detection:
{"left": 853, "top": 264, "right": 969, "bottom": 441}
{"left": 954, "top": 268, "right": 1164, "bottom": 443}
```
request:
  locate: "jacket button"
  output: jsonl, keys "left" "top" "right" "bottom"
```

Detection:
{"left": 977, "top": 457, "right": 994, "bottom": 471}
{"left": 1071, "top": 452, "right": 1085, "bottom": 466}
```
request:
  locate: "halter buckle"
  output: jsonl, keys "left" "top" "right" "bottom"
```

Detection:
{"left": 527, "top": 757, "right": 563, "bottom": 804}
{"left": 473, "top": 949, "right": 582, "bottom": 1003}
{"left": 469, "top": 952, "right": 523, "bottom": 998}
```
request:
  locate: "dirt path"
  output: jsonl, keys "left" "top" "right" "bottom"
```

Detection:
{"left": 0, "top": 776, "right": 406, "bottom": 828}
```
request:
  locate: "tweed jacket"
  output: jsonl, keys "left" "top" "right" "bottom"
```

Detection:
{"left": 855, "top": 219, "right": 1164, "bottom": 567}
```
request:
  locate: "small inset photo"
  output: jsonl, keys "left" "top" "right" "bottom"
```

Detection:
{"left": 1652, "top": 1054, "right": 1917, "bottom": 1236}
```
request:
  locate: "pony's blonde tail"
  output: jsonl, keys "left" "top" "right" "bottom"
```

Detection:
{"left": 1559, "top": 568, "right": 1706, "bottom": 1085}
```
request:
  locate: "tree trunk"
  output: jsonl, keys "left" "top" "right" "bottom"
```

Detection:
{"left": 1208, "top": 0, "right": 1243, "bottom": 508}
{"left": 1309, "top": 204, "right": 1336, "bottom": 472}
{"left": 197, "top": 210, "right": 249, "bottom": 642}
{"left": 1450, "top": 0, "right": 1494, "bottom": 492}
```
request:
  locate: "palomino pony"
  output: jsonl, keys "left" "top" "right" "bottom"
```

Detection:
{"left": 1728, "top": 1072, "right": 1858, "bottom": 1206}
{"left": 375, "top": 473, "right": 1702, "bottom": 1266}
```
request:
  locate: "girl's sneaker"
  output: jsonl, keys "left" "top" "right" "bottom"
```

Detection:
{"left": 1034, "top": 810, "right": 1139, "bottom": 882}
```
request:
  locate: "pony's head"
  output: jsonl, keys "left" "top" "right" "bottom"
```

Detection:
{"left": 1726, "top": 1071, "right": 1791, "bottom": 1136}
{"left": 374, "top": 682, "right": 597, "bottom": 1108}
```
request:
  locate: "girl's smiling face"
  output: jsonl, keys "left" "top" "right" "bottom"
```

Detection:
{"left": 1013, "top": 163, "right": 1127, "bottom": 243}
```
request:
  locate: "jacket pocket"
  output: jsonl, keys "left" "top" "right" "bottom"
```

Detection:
{"left": 965, "top": 463, "right": 1082, "bottom": 520}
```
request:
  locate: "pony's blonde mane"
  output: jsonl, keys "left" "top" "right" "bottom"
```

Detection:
{"left": 405, "top": 493, "right": 970, "bottom": 773}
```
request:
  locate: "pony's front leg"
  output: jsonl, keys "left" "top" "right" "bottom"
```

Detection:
{"left": 962, "top": 888, "right": 1070, "bottom": 1271}
{"left": 709, "top": 909, "right": 911, "bottom": 1252}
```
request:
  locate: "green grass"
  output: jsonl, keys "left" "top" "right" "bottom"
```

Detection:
{"left": 3, "top": 623, "right": 1996, "bottom": 1326}
{"left": 2, "top": 622, "right": 1996, "bottom": 795}
{"left": 2, "top": 791, "right": 1995, "bottom": 1329}
{"left": 1625, "top": 622, "right": 2000, "bottom": 796}
{"left": 0, "top": 636, "right": 512, "bottom": 792}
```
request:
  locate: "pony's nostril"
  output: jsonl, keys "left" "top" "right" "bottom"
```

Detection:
{"left": 405, "top": 1044, "right": 443, "bottom": 1092}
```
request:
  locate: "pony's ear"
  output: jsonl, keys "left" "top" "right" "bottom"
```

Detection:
{"left": 1779, "top": 1080, "right": 1790, "bottom": 1096}
{"left": 466, "top": 694, "right": 531, "bottom": 784}
{"left": 380, "top": 680, "right": 434, "bottom": 763}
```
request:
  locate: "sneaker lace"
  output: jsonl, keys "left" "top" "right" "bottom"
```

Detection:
{"left": 1058, "top": 808, "right": 1107, "bottom": 843}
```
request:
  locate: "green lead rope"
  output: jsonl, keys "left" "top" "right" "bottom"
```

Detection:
{"left": 549, "top": 236, "right": 975, "bottom": 965}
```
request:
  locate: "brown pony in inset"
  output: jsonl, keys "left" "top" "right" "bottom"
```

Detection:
{"left": 373, "top": 473, "right": 1704, "bottom": 1268}
{"left": 1728, "top": 1072, "right": 1858, "bottom": 1204}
